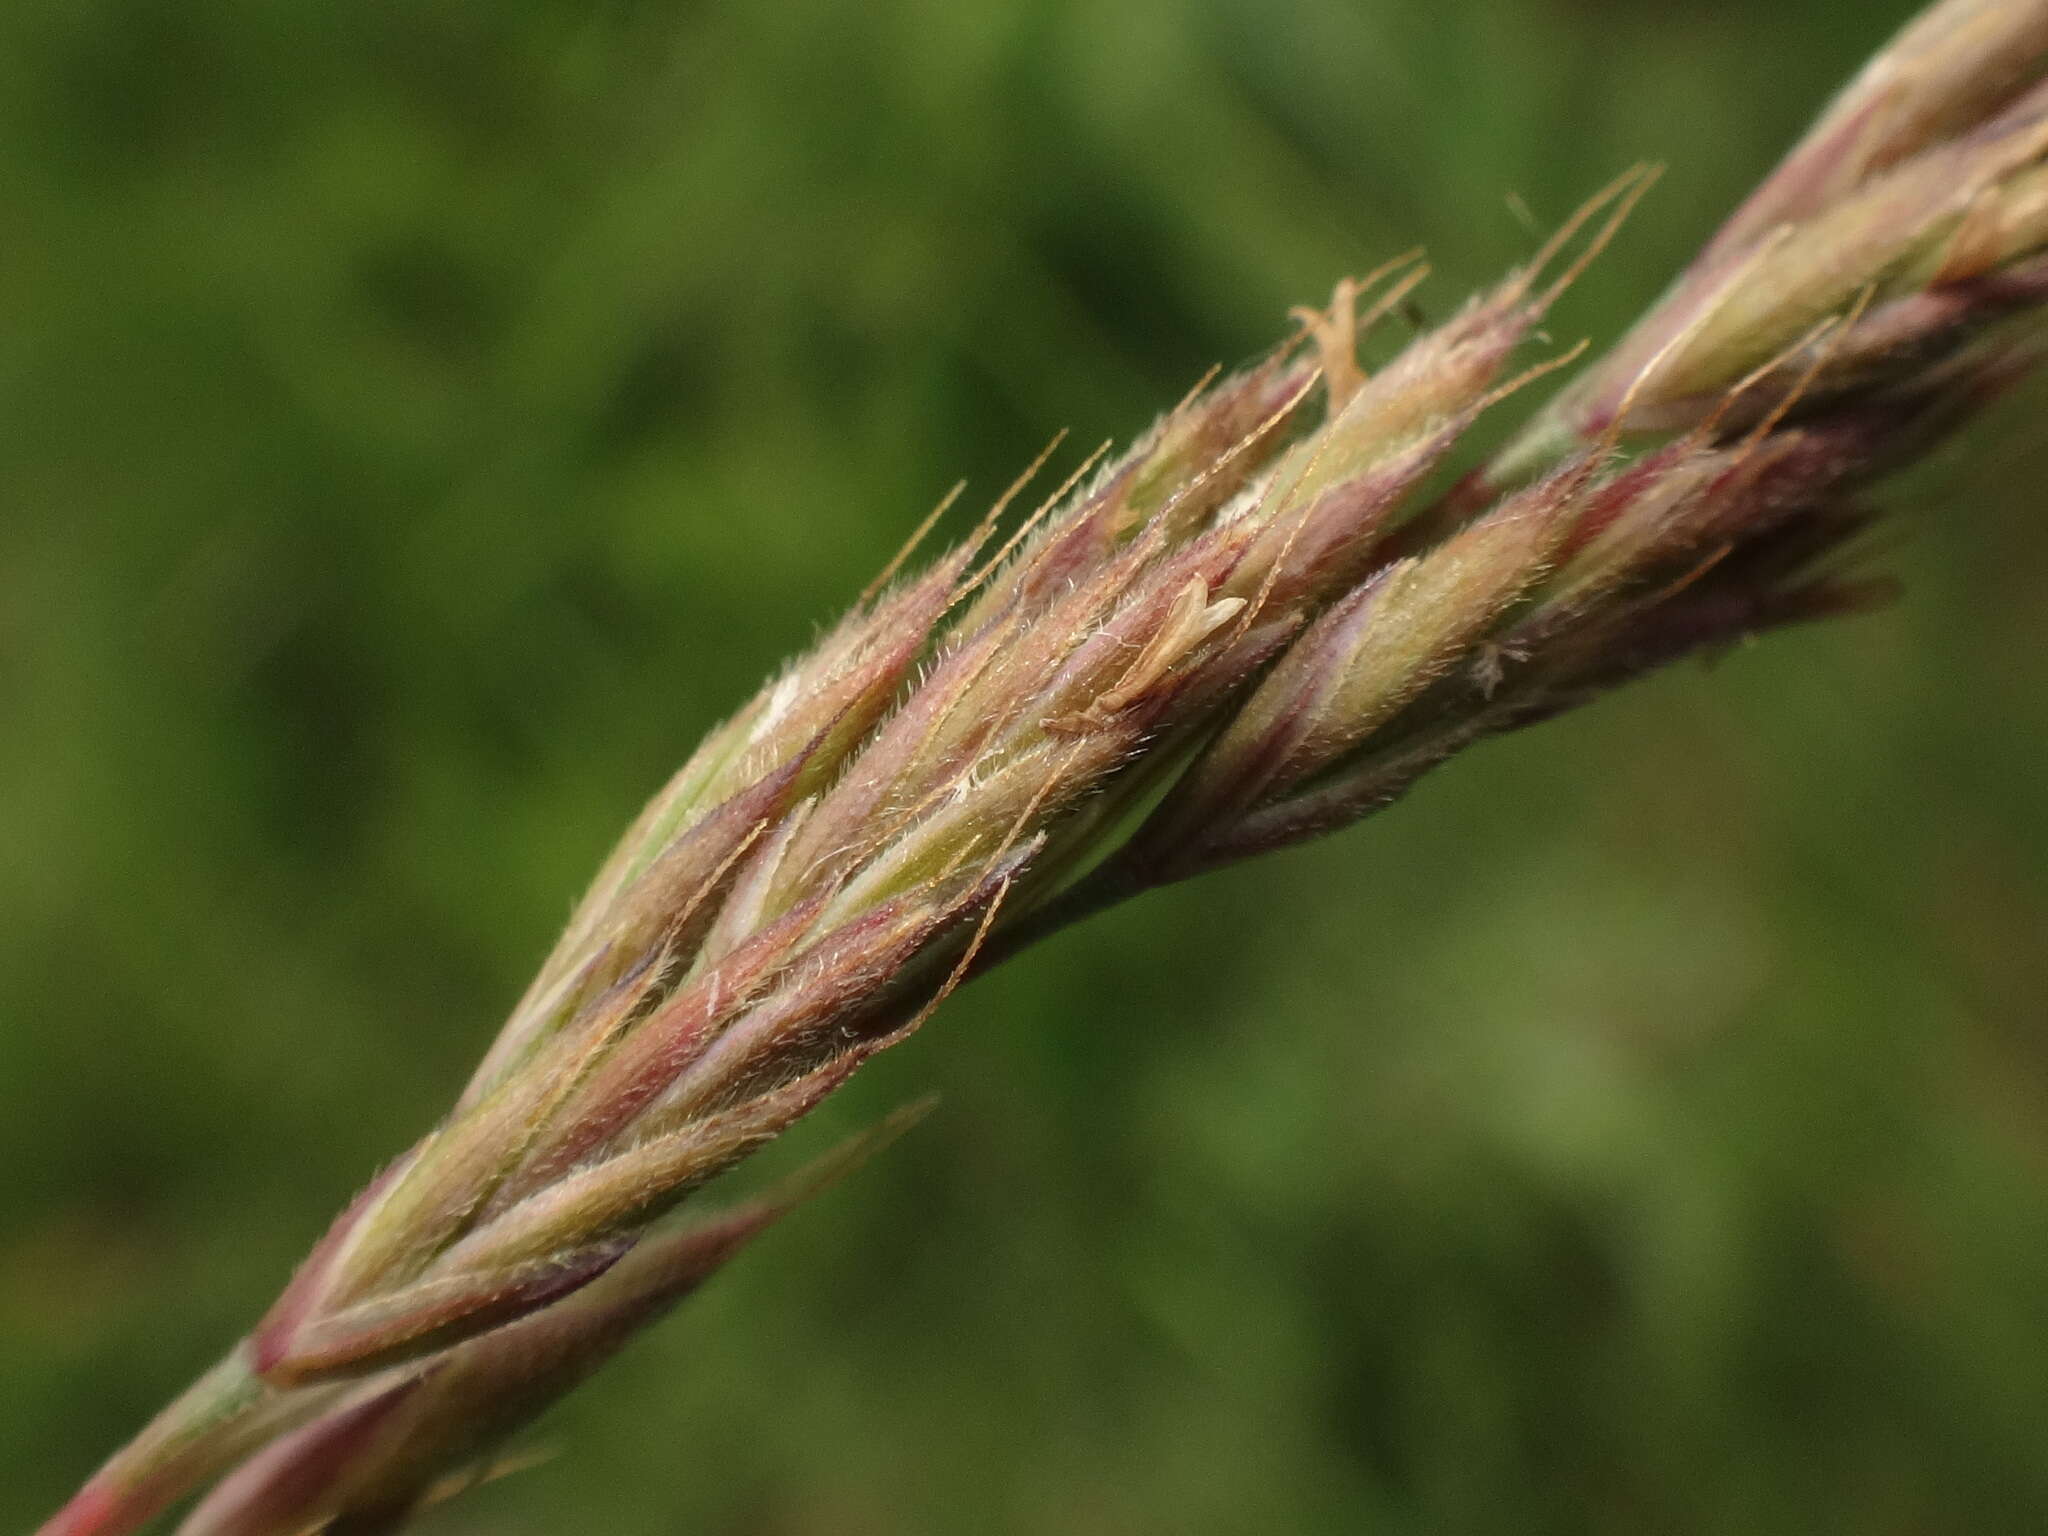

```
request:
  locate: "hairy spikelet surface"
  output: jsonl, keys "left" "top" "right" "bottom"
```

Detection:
{"left": 42, "top": 4, "right": 2048, "bottom": 1532}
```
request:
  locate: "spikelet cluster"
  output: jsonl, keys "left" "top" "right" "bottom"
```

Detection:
{"left": 44, "top": 3, "right": 2048, "bottom": 1531}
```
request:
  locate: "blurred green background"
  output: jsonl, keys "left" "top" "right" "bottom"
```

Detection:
{"left": 6, "top": 0, "right": 2047, "bottom": 1531}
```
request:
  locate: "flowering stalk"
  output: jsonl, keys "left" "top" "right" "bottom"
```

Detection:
{"left": 42, "top": 2, "right": 2048, "bottom": 1530}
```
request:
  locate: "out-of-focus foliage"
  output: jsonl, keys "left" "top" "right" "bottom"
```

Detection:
{"left": 5, "top": 1, "right": 2045, "bottom": 1531}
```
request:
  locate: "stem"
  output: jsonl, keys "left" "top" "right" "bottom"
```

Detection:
{"left": 970, "top": 863, "right": 1155, "bottom": 977}
{"left": 38, "top": 1345, "right": 342, "bottom": 1536}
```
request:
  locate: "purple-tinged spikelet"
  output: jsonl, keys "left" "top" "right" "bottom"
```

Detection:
{"left": 41, "top": 4, "right": 2048, "bottom": 1531}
